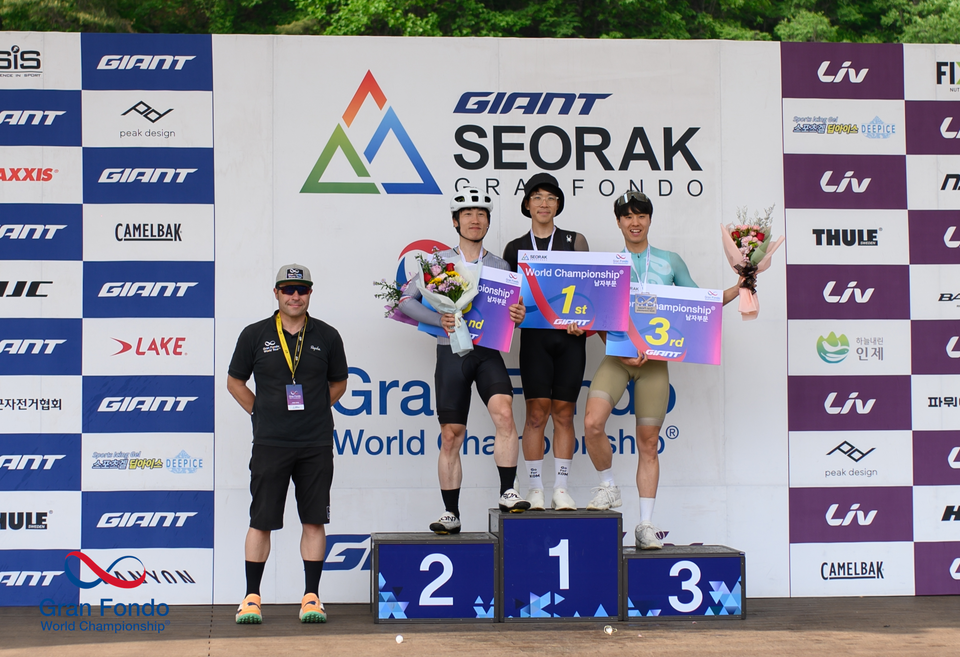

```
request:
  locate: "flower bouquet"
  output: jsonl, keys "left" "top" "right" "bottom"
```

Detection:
{"left": 415, "top": 249, "right": 481, "bottom": 356}
{"left": 373, "top": 278, "right": 418, "bottom": 327}
{"left": 720, "top": 205, "right": 785, "bottom": 321}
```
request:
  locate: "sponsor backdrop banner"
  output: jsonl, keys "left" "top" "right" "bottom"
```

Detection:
{"left": 2, "top": 32, "right": 955, "bottom": 607}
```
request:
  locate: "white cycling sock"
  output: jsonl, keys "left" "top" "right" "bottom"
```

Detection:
{"left": 527, "top": 460, "right": 543, "bottom": 490}
{"left": 554, "top": 459, "right": 572, "bottom": 490}
{"left": 640, "top": 497, "right": 656, "bottom": 523}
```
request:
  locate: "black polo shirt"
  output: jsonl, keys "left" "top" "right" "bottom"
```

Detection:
{"left": 228, "top": 311, "right": 348, "bottom": 447}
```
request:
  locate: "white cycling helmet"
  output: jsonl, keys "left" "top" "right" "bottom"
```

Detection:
{"left": 450, "top": 187, "right": 494, "bottom": 214}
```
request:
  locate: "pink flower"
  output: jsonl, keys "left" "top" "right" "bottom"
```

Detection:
{"left": 430, "top": 265, "right": 442, "bottom": 276}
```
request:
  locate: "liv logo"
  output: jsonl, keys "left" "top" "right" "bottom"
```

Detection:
{"left": 301, "top": 71, "right": 441, "bottom": 195}
{"left": 64, "top": 551, "right": 146, "bottom": 589}
{"left": 816, "top": 332, "right": 849, "bottom": 364}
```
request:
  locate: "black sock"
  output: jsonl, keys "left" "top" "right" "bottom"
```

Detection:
{"left": 304, "top": 560, "right": 324, "bottom": 596}
{"left": 245, "top": 560, "right": 265, "bottom": 596}
{"left": 498, "top": 466, "right": 517, "bottom": 496}
{"left": 441, "top": 488, "right": 460, "bottom": 518}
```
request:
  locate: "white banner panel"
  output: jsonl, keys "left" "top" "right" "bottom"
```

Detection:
{"left": 906, "top": 154, "right": 960, "bottom": 209}
{"left": 784, "top": 209, "right": 908, "bottom": 265}
{"left": 782, "top": 98, "right": 905, "bottom": 155}
{"left": 787, "top": 319, "right": 910, "bottom": 376}
{"left": 82, "top": 318, "right": 214, "bottom": 376}
{"left": 909, "top": 264, "right": 960, "bottom": 320}
{"left": 789, "top": 542, "right": 914, "bottom": 596}
{"left": 0, "top": 260, "right": 82, "bottom": 319}
{"left": 904, "top": 44, "right": 960, "bottom": 101}
{"left": 789, "top": 431, "right": 913, "bottom": 488}
{"left": 0, "top": 147, "right": 82, "bottom": 204}
{"left": 913, "top": 485, "right": 960, "bottom": 542}
{"left": 0, "top": 32, "right": 81, "bottom": 90}
{"left": 0, "top": 490, "right": 80, "bottom": 549}
{"left": 81, "top": 433, "right": 213, "bottom": 491}
{"left": 0, "top": 375, "right": 81, "bottom": 434}
{"left": 81, "top": 90, "right": 213, "bottom": 148}
{"left": 912, "top": 375, "right": 960, "bottom": 431}
{"left": 82, "top": 204, "right": 214, "bottom": 262}
{"left": 78, "top": 548, "right": 213, "bottom": 605}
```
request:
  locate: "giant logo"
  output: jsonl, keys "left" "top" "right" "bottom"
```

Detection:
{"left": 0, "top": 434, "right": 80, "bottom": 491}
{"left": 0, "top": 550, "right": 78, "bottom": 607}
{"left": 80, "top": 33, "right": 212, "bottom": 91}
{"left": 82, "top": 148, "right": 213, "bottom": 205}
{"left": 0, "top": 90, "right": 81, "bottom": 147}
{"left": 0, "top": 204, "right": 82, "bottom": 261}
{"left": 0, "top": 319, "right": 81, "bottom": 375}
{"left": 81, "top": 490, "right": 213, "bottom": 549}
{"left": 82, "top": 261, "right": 213, "bottom": 318}
{"left": 82, "top": 375, "right": 213, "bottom": 434}
{"left": 301, "top": 71, "right": 440, "bottom": 195}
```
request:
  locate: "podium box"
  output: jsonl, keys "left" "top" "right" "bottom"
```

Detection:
{"left": 488, "top": 509, "right": 622, "bottom": 621}
{"left": 371, "top": 532, "right": 498, "bottom": 623}
{"left": 622, "top": 545, "right": 746, "bottom": 620}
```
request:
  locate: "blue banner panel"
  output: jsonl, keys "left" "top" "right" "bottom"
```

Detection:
{"left": 0, "top": 205, "right": 82, "bottom": 261}
{"left": 377, "top": 542, "right": 495, "bottom": 620}
{"left": 0, "top": 435, "right": 81, "bottom": 491}
{"left": 0, "top": 90, "right": 81, "bottom": 147}
{"left": 0, "top": 550, "right": 79, "bottom": 607}
{"left": 82, "top": 376, "right": 214, "bottom": 434}
{"left": 625, "top": 552, "right": 743, "bottom": 617}
{"left": 82, "top": 261, "right": 213, "bottom": 318}
{"left": 501, "top": 516, "right": 619, "bottom": 619}
{"left": 0, "top": 319, "right": 81, "bottom": 375}
{"left": 81, "top": 33, "right": 212, "bottom": 91}
{"left": 82, "top": 148, "right": 214, "bottom": 205}
{"left": 83, "top": 148, "right": 213, "bottom": 204}
{"left": 81, "top": 490, "right": 213, "bottom": 549}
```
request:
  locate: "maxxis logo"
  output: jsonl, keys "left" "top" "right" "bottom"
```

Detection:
{"left": 64, "top": 551, "right": 145, "bottom": 589}
{"left": 301, "top": 71, "right": 441, "bottom": 195}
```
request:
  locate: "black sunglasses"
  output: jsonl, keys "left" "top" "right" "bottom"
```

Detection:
{"left": 615, "top": 191, "right": 651, "bottom": 208}
{"left": 278, "top": 285, "right": 312, "bottom": 296}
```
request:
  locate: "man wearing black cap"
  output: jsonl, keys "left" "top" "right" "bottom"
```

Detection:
{"left": 503, "top": 173, "right": 590, "bottom": 511}
{"left": 227, "top": 264, "right": 348, "bottom": 625}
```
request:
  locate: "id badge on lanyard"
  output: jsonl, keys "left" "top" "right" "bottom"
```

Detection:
{"left": 276, "top": 313, "right": 306, "bottom": 411}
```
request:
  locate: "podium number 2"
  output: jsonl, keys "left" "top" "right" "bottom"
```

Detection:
{"left": 548, "top": 539, "right": 570, "bottom": 590}
{"left": 419, "top": 553, "right": 453, "bottom": 606}
{"left": 668, "top": 560, "right": 703, "bottom": 613}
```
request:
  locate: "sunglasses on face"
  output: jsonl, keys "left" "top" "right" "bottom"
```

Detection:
{"left": 278, "top": 285, "right": 312, "bottom": 296}
{"left": 614, "top": 191, "right": 651, "bottom": 208}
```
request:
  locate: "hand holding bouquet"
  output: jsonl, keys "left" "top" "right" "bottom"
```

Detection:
{"left": 720, "top": 205, "right": 785, "bottom": 321}
{"left": 373, "top": 278, "right": 418, "bottom": 326}
{"left": 415, "top": 249, "right": 481, "bottom": 355}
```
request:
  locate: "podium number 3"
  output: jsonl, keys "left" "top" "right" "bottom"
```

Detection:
{"left": 548, "top": 539, "right": 570, "bottom": 590}
{"left": 668, "top": 560, "right": 703, "bottom": 612}
{"left": 419, "top": 553, "right": 453, "bottom": 606}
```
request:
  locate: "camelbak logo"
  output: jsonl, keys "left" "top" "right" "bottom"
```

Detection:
{"left": 818, "top": 61, "right": 869, "bottom": 84}
{"left": 0, "top": 111, "right": 65, "bottom": 125}
{"left": 824, "top": 392, "right": 876, "bottom": 415}
{"left": 96, "top": 511, "right": 196, "bottom": 528}
{"left": 820, "top": 170, "right": 871, "bottom": 193}
{"left": 823, "top": 281, "right": 874, "bottom": 304}
{"left": 97, "top": 55, "right": 195, "bottom": 71}
{"left": 97, "top": 168, "right": 196, "bottom": 184}
{"left": 945, "top": 226, "right": 960, "bottom": 248}
{"left": 96, "top": 396, "right": 197, "bottom": 412}
{"left": 825, "top": 503, "right": 877, "bottom": 526}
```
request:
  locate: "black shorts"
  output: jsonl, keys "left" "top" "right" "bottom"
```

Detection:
{"left": 519, "top": 328, "right": 587, "bottom": 403}
{"left": 435, "top": 344, "right": 513, "bottom": 425}
{"left": 249, "top": 444, "right": 333, "bottom": 531}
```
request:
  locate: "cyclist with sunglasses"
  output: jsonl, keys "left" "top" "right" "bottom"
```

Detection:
{"left": 227, "top": 264, "right": 348, "bottom": 624}
{"left": 503, "top": 173, "right": 590, "bottom": 512}
{"left": 583, "top": 193, "right": 739, "bottom": 550}
{"left": 399, "top": 188, "right": 529, "bottom": 535}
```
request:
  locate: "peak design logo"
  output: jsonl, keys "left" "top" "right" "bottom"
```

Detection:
{"left": 64, "top": 551, "right": 145, "bottom": 589}
{"left": 301, "top": 71, "right": 441, "bottom": 195}
{"left": 816, "top": 332, "right": 849, "bottom": 363}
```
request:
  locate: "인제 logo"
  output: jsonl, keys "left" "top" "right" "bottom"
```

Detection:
{"left": 816, "top": 332, "right": 849, "bottom": 363}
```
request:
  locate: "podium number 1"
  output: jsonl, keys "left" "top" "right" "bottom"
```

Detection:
{"left": 548, "top": 539, "right": 570, "bottom": 590}
{"left": 419, "top": 553, "right": 453, "bottom": 606}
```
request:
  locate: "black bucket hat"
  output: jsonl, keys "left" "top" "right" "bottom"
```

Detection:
{"left": 521, "top": 173, "right": 564, "bottom": 218}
